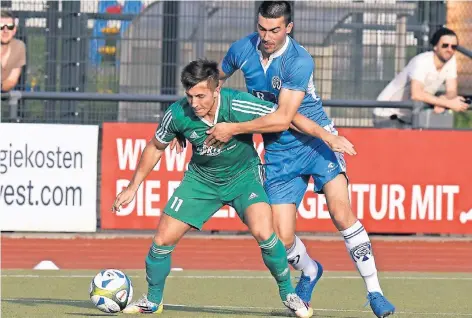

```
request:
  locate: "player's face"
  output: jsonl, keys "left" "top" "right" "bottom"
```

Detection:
{"left": 257, "top": 14, "right": 293, "bottom": 55}
{"left": 434, "top": 35, "right": 458, "bottom": 63}
{"left": 0, "top": 17, "right": 16, "bottom": 45}
{"left": 185, "top": 80, "right": 220, "bottom": 117}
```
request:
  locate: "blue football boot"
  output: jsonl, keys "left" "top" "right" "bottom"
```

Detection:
{"left": 295, "top": 260, "right": 323, "bottom": 305}
{"left": 366, "top": 292, "right": 395, "bottom": 317}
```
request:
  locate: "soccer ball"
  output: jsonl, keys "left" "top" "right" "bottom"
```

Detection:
{"left": 89, "top": 269, "right": 133, "bottom": 313}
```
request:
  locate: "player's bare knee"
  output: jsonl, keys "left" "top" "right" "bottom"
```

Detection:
{"left": 250, "top": 224, "right": 273, "bottom": 242}
{"left": 272, "top": 223, "right": 294, "bottom": 248}
{"left": 330, "top": 204, "right": 357, "bottom": 231}
{"left": 277, "top": 233, "right": 294, "bottom": 249}
{"left": 153, "top": 233, "right": 176, "bottom": 246}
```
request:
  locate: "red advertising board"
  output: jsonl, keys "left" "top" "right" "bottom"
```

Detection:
{"left": 101, "top": 123, "right": 472, "bottom": 234}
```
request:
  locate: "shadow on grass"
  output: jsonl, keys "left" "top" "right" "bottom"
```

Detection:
{"left": 3, "top": 298, "right": 357, "bottom": 317}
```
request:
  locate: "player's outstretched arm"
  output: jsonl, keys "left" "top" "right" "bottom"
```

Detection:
{"left": 205, "top": 88, "right": 303, "bottom": 146}
{"left": 112, "top": 137, "right": 166, "bottom": 212}
{"left": 290, "top": 113, "right": 357, "bottom": 156}
{"left": 234, "top": 88, "right": 303, "bottom": 133}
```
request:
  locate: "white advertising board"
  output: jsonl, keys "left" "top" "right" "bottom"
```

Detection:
{"left": 0, "top": 123, "right": 98, "bottom": 232}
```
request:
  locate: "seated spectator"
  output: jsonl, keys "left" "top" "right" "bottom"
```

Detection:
{"left": 1, "top": 10, "right": 25, "bottom": 92}
{"left": 373, "top": 27, "right": 469, "bottom": 128}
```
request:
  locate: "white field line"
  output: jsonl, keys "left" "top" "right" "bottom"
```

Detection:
{"left": 1, "top": 298, "right": 471, "bottom": 317}
{"left": 2, "top": 274, "right": 472, "bottom": 280}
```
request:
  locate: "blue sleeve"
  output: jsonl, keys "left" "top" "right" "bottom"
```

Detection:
{"left": 221, "top": 35, "right": 254, "bottom": 77}
{"left": 281, "top": 57, "right": 314, "bottom": 92}
{"left": 221, "top": 42, "right": 242, "bottom": 77}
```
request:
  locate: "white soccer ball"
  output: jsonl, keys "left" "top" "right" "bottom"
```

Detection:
{"left": 89, "top": 269, "right": 133, "bottom": 313}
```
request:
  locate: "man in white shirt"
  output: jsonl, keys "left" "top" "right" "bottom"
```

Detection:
{"left": 373, "top": 27, "right": 469, "bottom": 128}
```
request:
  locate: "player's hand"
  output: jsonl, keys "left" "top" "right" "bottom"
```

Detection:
{"left": 205, "top": 123, "right": 235, "bottom": 148}
{"left": 112, "top": 187, "right": 136, "bottom": 212}
{"left": 447, "top": 96, "right": 469, "bottom": 112}
{"left": 169, "top": 135, "right": 186, "bottom": 154}
{"left": 323, "top": 134, "right": 357, "bottom": 156}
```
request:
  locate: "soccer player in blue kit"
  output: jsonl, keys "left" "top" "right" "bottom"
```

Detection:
{"left": 205, "top": 2, "right": 396, "bottom": 317}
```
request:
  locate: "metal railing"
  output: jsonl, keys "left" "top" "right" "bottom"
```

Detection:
{"left": 3, "top": 91, "right": 472, "bottom": 129}
{"left": 1, "top": 90, "right": 425, "bottom": 127}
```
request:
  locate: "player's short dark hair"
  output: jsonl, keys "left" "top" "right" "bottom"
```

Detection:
{"left": 430, "top": 27, "right": 458, "bottom": 46}
{"left": 180, "top": 59, "right": 219, "bottom": 91}
{"left": 258, "top": 1, "right": 292, "bottom": 25}
{"left": 1, "top": 10, "right": 15, "bottom": 20}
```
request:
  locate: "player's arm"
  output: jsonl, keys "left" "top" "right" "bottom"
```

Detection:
{"left": 235, "top": 88, "right": 303, "bottom": 133}
{"left": 205, "top": 65, "right": 308, "bottom": 146}
{"left": 204, "top": 88, "right": 303, "bottom": 147}
{"left": 206, "top": 57, "right": 320, "bottom": 143}
{"left": 218, "top": 63, "right": 231, "bottom": 87}
{"left": 127, "top": 137, "right": 166, "bottom": 192}
{"left": 112, "top": 109, "right": 176, "bottom": 212}
{"left": 290, "top": 113, "right": 356, "bottom": 155}
{"left": 218, "top": 40, "right": 243, "bottom": 87}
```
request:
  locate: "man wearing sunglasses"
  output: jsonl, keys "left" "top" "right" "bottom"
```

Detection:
{"left": 1, "top": 10, "right": 25, "bottom": 92}
{"left": 373, "top": 27, "right": 469, "bottom": 128}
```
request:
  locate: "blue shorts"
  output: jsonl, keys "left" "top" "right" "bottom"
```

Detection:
{"left": 263, "top": 125, "right": 347, "bottom": 208}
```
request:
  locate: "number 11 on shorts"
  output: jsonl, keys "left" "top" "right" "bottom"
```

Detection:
{"left": 170, "top": 196, "right": 183, "bottom": 212}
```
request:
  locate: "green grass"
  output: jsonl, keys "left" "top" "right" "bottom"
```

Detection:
{"left": 2, "top": 270, "right": 472, "bottom": 317}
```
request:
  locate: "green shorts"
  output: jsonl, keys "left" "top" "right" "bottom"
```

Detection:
{"left": 163, "top": 165, "right": 269, "bottom": 230}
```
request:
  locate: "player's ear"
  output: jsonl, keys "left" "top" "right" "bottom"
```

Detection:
{"left": 286, "top": 22, "right": 293, "bottom": 34}
{"left": 214, "top": 83, "right": 221, "bottom": 97}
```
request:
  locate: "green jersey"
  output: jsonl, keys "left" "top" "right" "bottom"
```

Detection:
{"left": 155, "top": 88, "right": 276, "bottom": 184}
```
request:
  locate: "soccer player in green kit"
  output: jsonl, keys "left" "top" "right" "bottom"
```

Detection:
{"left": 112, "top": 59, "right": 313, "bottom": 317}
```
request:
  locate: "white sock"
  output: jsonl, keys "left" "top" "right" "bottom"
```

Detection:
{"left": 286, "top": 235, "right": 318, "bottom": 280}
{"left": 340, "top": 221, "right": 383, "bottom": 294}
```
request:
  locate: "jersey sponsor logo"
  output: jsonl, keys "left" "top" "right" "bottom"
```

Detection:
{"left": 196, "top": 144, "right": 222, "bottom": 156}
{"left": 248, "top": 192, "right": 258, "bottom": 200}
{"left": 350, "top": 242, "right": 372, "bottom": 262}
{"left": 189, "top": 131, "right": 198, "bottom": 139}
{"left": 252, "top": 89, "right": 277, "bottom": 103}
{"left": 271, "top": 76, "right": 281, "bottom": 90}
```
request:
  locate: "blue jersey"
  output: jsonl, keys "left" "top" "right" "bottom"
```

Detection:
{"left": 221, "top": 32, "right": 331, "bottom": 151}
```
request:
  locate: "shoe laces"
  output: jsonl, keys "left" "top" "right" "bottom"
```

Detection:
{"left": 133, "top": 294, "right": 153, "bottom": 307}
{"left": 284, "top": 293, "right": 306, "bottom": 311}
{"left": 364, "top": 292, "right": 386, "bottom": 308}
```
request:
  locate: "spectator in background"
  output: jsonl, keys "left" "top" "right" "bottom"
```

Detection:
{"left": 373, "top": 27, "right": 469, "bottom": 128}
{"left": 1, "top": 10, "right": 25, "bottom": 92}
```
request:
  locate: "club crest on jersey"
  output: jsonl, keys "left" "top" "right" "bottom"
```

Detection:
{"left": 271, "top": 76, "right": 281, "bottom": 90}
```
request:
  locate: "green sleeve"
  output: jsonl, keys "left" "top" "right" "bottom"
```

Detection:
{"left": 154, "top": 107, "right": 179, "bottom": 144}
{"left": 229, "top": 91, "right": 277, "bottom": 123}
